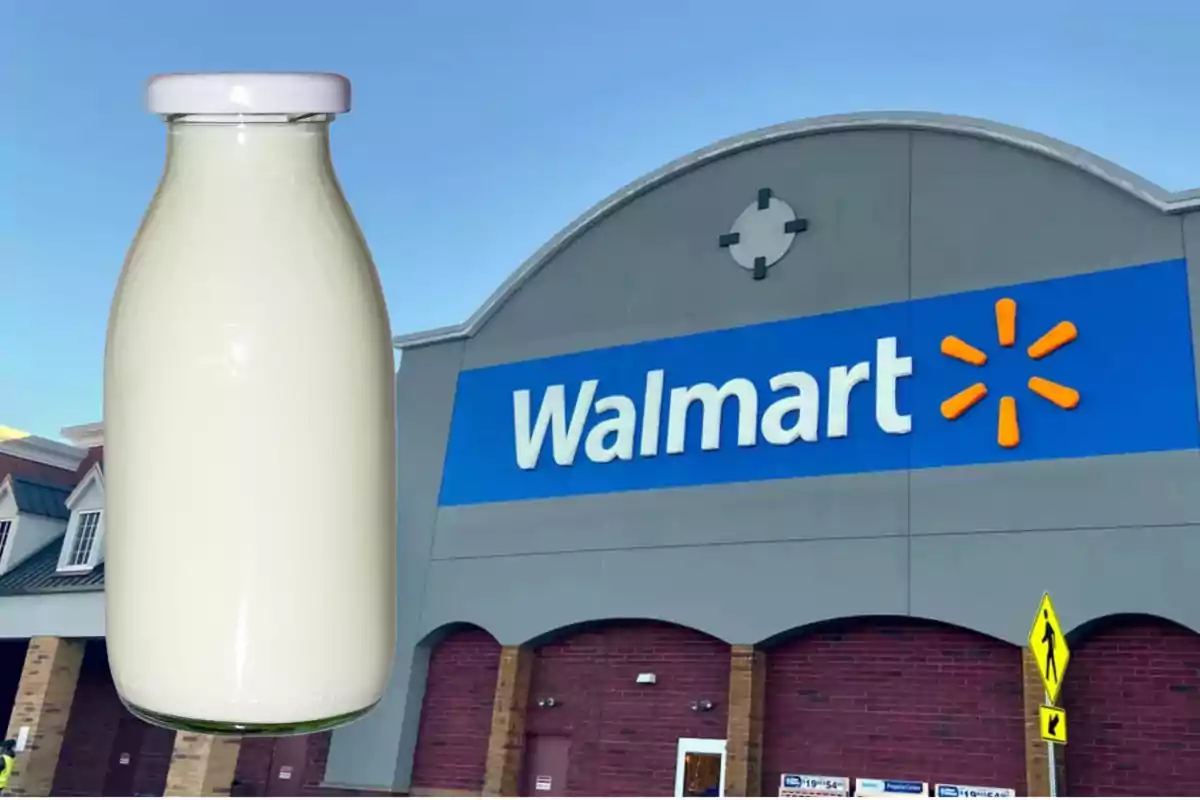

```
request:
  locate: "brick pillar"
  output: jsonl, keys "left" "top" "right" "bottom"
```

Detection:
{"left": 724, "top": 645, "right": 766, "bottom": 797}
{"left": 1022, "top": 647, "right": 1065, "bottom": 796}
{"left": 165, "top": 733, "right": 242, "bottom": 796}
{"left": 482, "top": 645, "right": 533, "bottom": 796}
{"left": 3, "top": 636, "right": 85, "bottom": 796}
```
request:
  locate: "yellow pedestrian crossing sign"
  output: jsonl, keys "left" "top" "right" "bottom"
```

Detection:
{"left": 1027, "top": 592, "right": 1070, "bottom": 704}
{"left": 1040, "top": 704, "right": 1067, "bottom": 744}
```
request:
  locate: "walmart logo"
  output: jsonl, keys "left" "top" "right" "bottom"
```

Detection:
{"left": 940, "top": 299, "right": 1080, "bottom": 449}
{"left": 441, "top": 259, "right": 1198, "bottom": 506}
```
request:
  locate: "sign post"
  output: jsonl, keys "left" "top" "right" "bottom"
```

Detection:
{"left": 1027, "top": 592, "right": 1071, "bottom": 797}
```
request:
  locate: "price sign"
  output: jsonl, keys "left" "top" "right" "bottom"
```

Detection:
{"left": 780, "top": 774, "right": 850, "bottom": 797}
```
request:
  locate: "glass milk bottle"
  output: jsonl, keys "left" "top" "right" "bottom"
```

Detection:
{"left": 104, "top": 73, "right": 396, "bottom": 734}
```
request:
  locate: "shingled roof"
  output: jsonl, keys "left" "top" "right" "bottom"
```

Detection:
{"left": 7, "top": 477, "right": 71, "bottom": 520}
{"left": 0, "top": 535, "right": 105, "bottom": 596}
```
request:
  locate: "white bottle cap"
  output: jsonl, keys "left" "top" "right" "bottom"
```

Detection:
{"left": 146, "top": 72, "right": 351, "bottom": 116}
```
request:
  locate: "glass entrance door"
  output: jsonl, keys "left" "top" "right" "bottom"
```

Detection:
{"left": 674, "top": 738, "right": 726, "bottom": 798}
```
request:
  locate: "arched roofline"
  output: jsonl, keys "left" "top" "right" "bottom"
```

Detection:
{"left": 755, "top": 613, "right": 1016, "bottom": 650}
{"left": 393, "top": 110, "right": 1200, "bottom": 351}
{"left": 414, "top": 620, "right": 501, "bottom": 649}
{"left": 1067, "top": 611, "right": 1200, "bottom": 645}
{"left": 519, "top": 616, "right": 726, "bottom": 649}
{"left": 417, "top": 609, "right": 1200, "bottom": 651}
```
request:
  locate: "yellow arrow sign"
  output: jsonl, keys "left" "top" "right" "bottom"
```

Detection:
{"left": 1040, "top": 704, "right": 1067, "bottom": 744}
{"left": 1027, "top": 592, "right": 1070, "bottom": 704}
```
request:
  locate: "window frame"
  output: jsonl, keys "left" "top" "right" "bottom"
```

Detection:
{"left": 57, "top": 509, "right": 104, "bottom": 573}
{"left": 0, "top": 518, "right": 13, "bottom": 571}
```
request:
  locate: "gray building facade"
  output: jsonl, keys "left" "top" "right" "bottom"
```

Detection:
{"left": 326, "top": 112, "right": 1200, "bottom": 797}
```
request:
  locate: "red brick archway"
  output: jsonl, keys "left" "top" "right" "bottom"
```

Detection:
{"left": 410, "top": 625, "right": 503, "bottom": 794}
{"left": 762, "top": 617, "right": 1025, "bottom": 795}
{"left": 525, "top": 619, "right": 731, "bottom": 797}
{"left": 1064, "top": 615, "right": 1200, "bottom": 796}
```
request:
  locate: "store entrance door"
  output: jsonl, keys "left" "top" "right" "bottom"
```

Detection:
{"left": 522, "top": 734, "right": 569, "bottom": 796}
{"left": 101, "top": 714, "right": 146, "bottom": 797}
{"left": 265, "top": 735, "right": 310, "bottom": 796}
{"left": 674, "top": 738, "right": 726, "bottom": 798}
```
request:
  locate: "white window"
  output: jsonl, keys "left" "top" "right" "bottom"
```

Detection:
{"left": 0, "top": 519, "right": 11, "bottom": 564}
{"left": 61, "top": 510, "right": 102, "bottom": 571}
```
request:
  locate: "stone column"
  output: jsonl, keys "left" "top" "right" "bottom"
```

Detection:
{"left": 165, "top": 733, "right": 242, "bottom": 796}
{"left": 1022, "top": 647, "right": 1065, "bottom": 796}
{"left": 724, "top": 645, "right": 766, "bottom": 797}
{"left": 3, "top": 636, "right": 86, "bottom": 796}
{"left": 482, "top": 645, "right": 533, "bottom": 796}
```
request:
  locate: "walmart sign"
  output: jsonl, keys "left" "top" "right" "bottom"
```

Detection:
{"left": 439, "top": 259, "right": 1199, "bottom": 506}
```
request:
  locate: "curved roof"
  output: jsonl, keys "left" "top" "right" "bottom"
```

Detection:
{"left": 394, "top": 110, "right": 1200, "bottom": 350}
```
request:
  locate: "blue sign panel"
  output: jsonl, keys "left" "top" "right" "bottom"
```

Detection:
{"left": 936, "top": 786, "right": 1015, "bottom": 798}
{"left": 440, "top": 259, "right": 1199, "bottom": 506}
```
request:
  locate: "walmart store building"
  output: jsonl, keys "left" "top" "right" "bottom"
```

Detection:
{"left": 315, "top": 112, "right": 1200, "bottom": 798}
{"left": 7, "top": 111, "right": 1194, "bottom": 797}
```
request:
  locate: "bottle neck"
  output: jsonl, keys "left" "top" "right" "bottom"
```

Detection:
{"left": 163, "top": 115, "right": 335, "bottom": 184}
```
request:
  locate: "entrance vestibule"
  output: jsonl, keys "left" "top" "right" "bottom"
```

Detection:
{"left": 675, "top": 738, "right": 726, "bottom": 798}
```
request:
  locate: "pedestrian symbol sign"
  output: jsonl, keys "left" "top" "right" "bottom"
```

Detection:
{"left": 1039, "top": 705, "right": 1067, "bottom": 744}
{"left": 1027, "top": 592, "right": 1070, "bottom": 704}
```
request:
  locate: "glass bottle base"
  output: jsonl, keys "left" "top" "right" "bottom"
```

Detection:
{"left": 124, "top": 699, "right": 376, "bottom": 737}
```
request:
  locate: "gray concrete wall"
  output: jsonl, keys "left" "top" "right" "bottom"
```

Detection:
{"left": 326, "top": 117, "right": 1200, "bottom": 791}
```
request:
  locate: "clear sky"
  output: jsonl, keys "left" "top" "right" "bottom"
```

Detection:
{"left": 5, "top": 1, "right": 1200, "bottom": 440}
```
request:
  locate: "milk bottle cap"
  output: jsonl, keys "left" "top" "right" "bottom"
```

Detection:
{"left": 146, "top": 72, "right": 351, "bottom": 115}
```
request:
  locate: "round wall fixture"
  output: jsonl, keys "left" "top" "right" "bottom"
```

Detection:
{"left": 718, "top": 187, "right": 808, "bottom": 279}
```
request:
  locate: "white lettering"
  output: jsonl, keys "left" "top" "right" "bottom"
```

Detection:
{"left": 761, "top": 371, "right": 820, "bottom": 445}
{"left": 826, "top": 361, "right": 871, "bottom": 438}
{"left": 510, "top": 336, "right": 916, "bottom": 467}
{"left": 875, "top": 336, "right": 913, "bottom": 434}
{"left": 666, "top": 378, "right": 758, "bottom": 454}
{"left": 639, "top": 369, "right": 664, "bottom": 457}
{"left": 513, "top": 381, "right": 598, "bottom": 469}
{"left": 584, "top": 394, "right": 637, "bottom": 463}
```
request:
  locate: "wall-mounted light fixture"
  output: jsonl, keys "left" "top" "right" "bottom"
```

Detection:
{"left": 537, "top": 697, "right": 558, "bottom": 708}
{"left": 636, "top": 672, "right": 657, "bottom": 685}
{"left": 690, "top": 699, "right": 715, "bottom": 713}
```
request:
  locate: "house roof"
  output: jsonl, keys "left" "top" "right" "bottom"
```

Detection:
{"left": 0, "top": 445, "right": 107, "bottom": 597}
{"left": 0, "top": 535, "right": 105, "bottom": 596}
{"left": 65, "top": 462, "right": 104, "bottom": 510}
{"left": 8, "top": 477, "right": 71, "bottom": 520}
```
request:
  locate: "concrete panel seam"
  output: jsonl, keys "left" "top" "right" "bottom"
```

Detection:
{"left": 428, "top": 531, "right": 909, "bottom": 563}
{"left": 418, "top": 340, "right": 468, "bottom": 635}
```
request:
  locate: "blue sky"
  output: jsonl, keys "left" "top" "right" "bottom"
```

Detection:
{"left": 5, "top": 1, "right": 1200, "bottom": 439}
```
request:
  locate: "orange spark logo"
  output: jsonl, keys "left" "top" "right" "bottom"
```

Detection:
{"left": 940, "top": 298, "right": 1080, "bottom": 448}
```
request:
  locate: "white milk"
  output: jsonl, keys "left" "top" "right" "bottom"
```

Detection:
{"left": 104, "top": 74, "right": 396, "bottom": 733}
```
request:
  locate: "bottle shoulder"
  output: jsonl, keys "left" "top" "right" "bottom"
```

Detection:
{"left": 131, "top": 182, "right": 374, "bottom": 266}
{"left": 110, "top": 204, "right": 390, "bottom": 340}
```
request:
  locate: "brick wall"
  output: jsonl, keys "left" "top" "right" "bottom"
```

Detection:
{"left": 233, "top": 731, "right": 338, "bottom": 796}
{"left": 133, "top": 725, "right": 178, "bottom": 797}
{"left": 301, "top": 731, "right": 333, "bottom": 794}
{"left": 526, "top": 620, "right": 731, "bottom": 796}
{"left": 410, "top": 626, "right": 502, "bottom": 793}
{"left": 232, "top": 737, "right": 277, "bottom": 795}
{"left": 762, "top": 617, "right": 1025, "bottom": 795}
{"left": 1064, "top": 615, "right": 1200, "bottom": 795}
{"left": 0, "top": 453, "right": 75, "bottom": 486}
{"left": 50, "top": 640, "right": 172, "bottom": 797}
{"left": 73, "top": 446, "right": 103, "bottom": 480}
